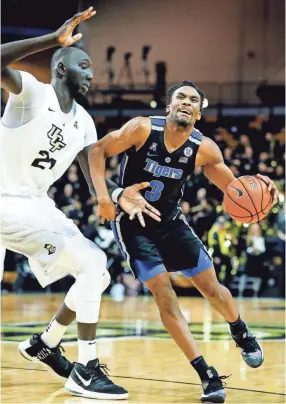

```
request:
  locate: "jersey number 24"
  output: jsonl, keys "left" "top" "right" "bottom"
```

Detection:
{"left": 31, "top": 150, "right": 56, "bottom": 170}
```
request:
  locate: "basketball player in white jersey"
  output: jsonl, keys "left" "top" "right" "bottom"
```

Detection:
{"left": 0, "top": 7, "right": 160, "bottom": 399}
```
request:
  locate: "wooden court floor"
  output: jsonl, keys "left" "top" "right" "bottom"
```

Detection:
{"left": 1, "top": 294, "right": 285, "bottom": 404}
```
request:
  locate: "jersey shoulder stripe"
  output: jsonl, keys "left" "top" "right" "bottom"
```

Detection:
{"left": 189, "top": 128, "right": 203, "bottom": 145}
{"left": 192, "top": 128, "right": 203, "bottom": 141}
{"left": 150, "top": 116, "right": 166, "bottom": 127}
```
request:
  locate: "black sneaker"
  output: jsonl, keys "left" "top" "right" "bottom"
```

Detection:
{"left": 18, "top": 333, "right": 74, "bottom": 379}
{"left": 201, "top": 367, "right": 229, "bottom": 403}
{"left": 230, "top": 325, "right": 264, "bottom": 368}
{"left": 65, "top": 359, "right": 128, "bottom": 400}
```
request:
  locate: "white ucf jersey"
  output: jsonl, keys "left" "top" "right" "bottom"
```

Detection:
{"left": 0, "top": 71, "right": 100, "bottom": 287}
{"left": 0, "top": 71, "right": 97, "bottom": 197}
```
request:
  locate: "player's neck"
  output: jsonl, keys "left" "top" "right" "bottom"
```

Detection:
{"left": 51, "top": 81, "right": 75, "bottom": 114}
{"left": 165, "top": 121, "right": 194, "bottom": 150}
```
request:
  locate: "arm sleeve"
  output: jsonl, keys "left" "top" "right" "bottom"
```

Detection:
{"left": 2, "top": 71, "right": 46, "bottom": 128}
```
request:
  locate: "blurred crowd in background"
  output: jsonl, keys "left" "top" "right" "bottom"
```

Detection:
{"left": 2, "top": 113, "right": 285, "bottom": 299}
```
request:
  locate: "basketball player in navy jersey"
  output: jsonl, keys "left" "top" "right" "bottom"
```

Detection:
{"left": 89, "top": 81, "right": 278, "bottom": 403}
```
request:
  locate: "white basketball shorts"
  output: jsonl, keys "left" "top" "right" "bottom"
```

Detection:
{"left": 0, "top": 195, "right": 102, "bottom": 287}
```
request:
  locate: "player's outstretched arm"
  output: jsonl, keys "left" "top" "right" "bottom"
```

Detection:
{"left": 77, "top": 145, "right": 124, "bottom": 199}
{"left": 88, "top": 117, "right": 157, "bottom": 224}
{"left": 1, "top": 7, "right": 95, "bottom": 94}
{"left": 197, "top": 137, "right": 279, "bottom": 203}
{"left": 196, "top": 137, "right": 235, "bottom": 192}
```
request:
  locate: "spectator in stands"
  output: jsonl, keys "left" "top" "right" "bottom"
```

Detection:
{"left": 190, "top": 188, "right": 216, "bottom": 239}
{"left": 58, "top": 183, "right": 74, "bottom": 208}
{"left": 208, "top": 216, "right": 237, "bottom": 287}
{"left": 67, "top": 163, "right": 81, "bottom": 194}
{"left": 180, "top": 201, "right": 192, "bottom": 224}
{"left": 276, "top": 200, "right": 285, "bottom": 258}
{"left": 245, "top": 224, "right": 266, "bottom": 278}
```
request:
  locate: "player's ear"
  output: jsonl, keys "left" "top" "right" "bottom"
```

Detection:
{"left": 197, "top": 111, "right": 202, "bottom": 121}
{"left": 166, "top": 105, "right": 170, "bottom": 115}
{"left": 57, "top": 62, "right": 66, "bottom": 77}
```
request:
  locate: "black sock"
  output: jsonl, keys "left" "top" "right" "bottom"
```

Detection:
{"left": 228, "top": 315, "right": 246, "bottom": 335}
{"left": 191, "top": 356, "right": 209, "bottom": 381}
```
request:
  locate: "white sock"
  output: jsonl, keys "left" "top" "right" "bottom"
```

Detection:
{"left": 41, "top": 318, "right": 68, "bottom": 348}
{"left": 78, "top": 338, "right": 97, "bottom": 366}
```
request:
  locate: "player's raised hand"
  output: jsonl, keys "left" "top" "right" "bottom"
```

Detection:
{"left": 55, "top": 7, "right": 96, "bottom": 47}
{"left": 118, "top": 182, "right": 161, "bottom": 227}
{"left": 97, "top": 196, "right": 116, "bottom": 224}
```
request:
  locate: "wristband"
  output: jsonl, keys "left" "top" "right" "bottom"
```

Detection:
{"left": 111, "top": 188, "right": 124, "bottom": 203}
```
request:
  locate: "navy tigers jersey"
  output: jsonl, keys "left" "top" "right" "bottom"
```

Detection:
{"left": 119, "top": 116, "right": 203, "bottom": 219}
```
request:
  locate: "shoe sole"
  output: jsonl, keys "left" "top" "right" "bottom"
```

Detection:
{"left": 65, "top": 377, "right": 129, "bottom": 400}
{"left": 18, "top": 339, "right": 68, "bottom": 381}
{"left": 201, "top": 391, "right": 226, "bottom": 403}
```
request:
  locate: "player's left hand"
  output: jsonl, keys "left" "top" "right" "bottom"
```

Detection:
{"left": 256, "top": 174, "right": 279, "bottom": 205}
{"left": 97, "top": 196, "right": 117, "bottom": 224}
{"left": 118, "top": 182, "right": 161, "bottom": 227}
{"left": 55, "top": 7, "right": 96, "bottom": 47}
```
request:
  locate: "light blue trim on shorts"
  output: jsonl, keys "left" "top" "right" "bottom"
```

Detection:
{"left": 134, "top": 259, "right": 166, "bottom": 283}
{"left": 180, "top": 248, "right": 213, "bottom": 278}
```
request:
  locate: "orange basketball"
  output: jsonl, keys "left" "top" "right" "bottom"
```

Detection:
{"left": 223, "top": 176, "right": 273, "bottom": 223}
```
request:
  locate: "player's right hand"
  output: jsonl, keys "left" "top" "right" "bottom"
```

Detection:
{"left": 118, "top": 182, "right": 161, "bottom": 227}
{"left": 55, "top": 7, "right": 96, "bottom": 47}
{"left": 97, "top": 196, "right": 117, "bottom": 224}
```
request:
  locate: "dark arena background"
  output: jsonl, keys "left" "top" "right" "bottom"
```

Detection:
{"left": 1, "top": 0, "right": 285, "bottom": 403}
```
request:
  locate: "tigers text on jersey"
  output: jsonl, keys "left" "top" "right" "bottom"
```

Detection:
{"left": 0, "top": 71, "right": 97, "bottom": 197}
{"left": 119, "top": 116, "right": 203, "bottom": 219}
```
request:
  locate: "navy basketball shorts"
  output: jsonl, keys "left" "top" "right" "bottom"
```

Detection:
{"left": 111, "top": 211, "right": 213, "bottom": 283}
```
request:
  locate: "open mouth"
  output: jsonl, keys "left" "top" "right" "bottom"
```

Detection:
{"left": 178, "top": 109, "right": 192, "bottom": 116}
{"left": 81, "top": 84, "right": 90, "bottom": 92}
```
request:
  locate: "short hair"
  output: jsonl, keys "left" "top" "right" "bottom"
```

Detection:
{"left": 51, "top": 46, "right": 90, "bottom": 72}
{"left": 166, "top": 80, "right": 205, "bottom": 111}
{"left": 51, "top": 47, "right": 73, "bottom": 71}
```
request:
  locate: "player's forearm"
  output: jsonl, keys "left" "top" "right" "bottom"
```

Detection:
{"left": 1, "top": 34, "right": 58, "bottom": 68}
{"left": 204, "top": 162, "right": 235, "bottom": 192}
{"left": 78, "top": 146, "right": 122, "bottom": 200}
{"left": 88, "top": 143, "right": 123, "bottom": 202}
{"left": 82, "top": 173, "right": 120, "bottom": 200}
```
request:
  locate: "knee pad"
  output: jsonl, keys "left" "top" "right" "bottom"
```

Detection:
{"left": 75, "top": 238, "right": 108, "bottom": 302}
{"left": 64, "top": 269, "right": 110, "bottom": 314}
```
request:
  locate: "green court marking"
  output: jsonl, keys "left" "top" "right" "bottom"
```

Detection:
{"left": 1, "top": 320, "right": 285, "bottom": 342}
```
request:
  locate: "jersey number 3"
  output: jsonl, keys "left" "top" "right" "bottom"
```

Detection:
{"left": 31, "top": 150, "right": 56, "bottom": 170}
{"left": 145, "top": 180, "right": 164, "bottom": 202}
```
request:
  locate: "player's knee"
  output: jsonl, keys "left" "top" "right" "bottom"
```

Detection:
{"left": 203, "top": 282, "right": 224, "bottom": 301}
{"left": 145, "top": 272, "right": 172, "bottom": 293}
{"left": 78, "top": 241, "right": 107, "bottom": 275}
{"left": 149, "top": 281, "right": 178, "bottom": 313}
